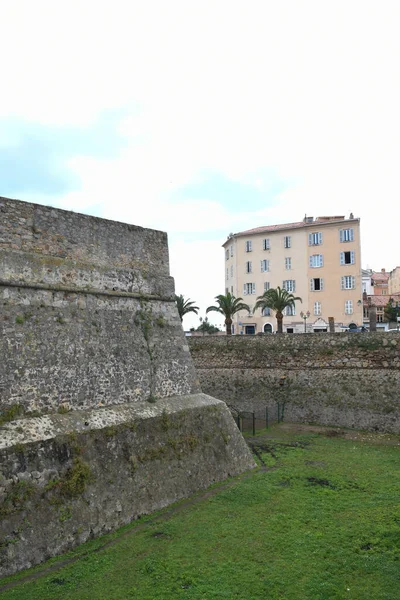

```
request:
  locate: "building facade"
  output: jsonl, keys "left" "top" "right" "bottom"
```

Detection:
{"left": 371, "top": 269, "right": 389, "bottom": 295}
{"left": 389, "top": 267, "right": 400, "bottom": 295}
{"left": 223, "top": 215, "right": 362, "bottom": 334}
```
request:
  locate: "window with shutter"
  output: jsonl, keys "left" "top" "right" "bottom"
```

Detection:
{"left": 309, "top": 232, "right": 323, "bottom": 245}
{"left": 263, "top": 238, "right": 270, "bottom": 250}
{"left": 261, "top": 259, "right": 269, "bottom": 272}
{"left": 340, "top": 228, "right": 354, "bottom": 243}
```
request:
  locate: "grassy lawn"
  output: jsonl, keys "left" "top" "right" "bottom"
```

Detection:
{"left": 1, "top": 424, "right": 399, "bottom": 600}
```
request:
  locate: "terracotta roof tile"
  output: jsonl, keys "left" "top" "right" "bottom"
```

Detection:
{"left": 233, "top": 216, "right": 355, "bottom": 237}
{"left": 371, "top": 272, "right": 389, "bottom": 282}
{"left": 365, "top": 294, "right": 400, "bottom": 307}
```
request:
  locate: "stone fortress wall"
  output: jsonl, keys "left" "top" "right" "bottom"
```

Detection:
{"left": 0, "top": 197, "right": 255, "bottom": 577}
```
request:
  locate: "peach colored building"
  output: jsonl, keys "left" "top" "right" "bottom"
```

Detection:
{"left": 223, "top": 215, "right": 362, "bottom": 334}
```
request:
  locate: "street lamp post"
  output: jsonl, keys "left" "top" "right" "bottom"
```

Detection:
{"left": 300, "top": 310, "right": 311, "bottom": 333}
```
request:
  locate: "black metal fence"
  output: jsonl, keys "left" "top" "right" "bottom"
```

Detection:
{"left": 234, "top": 403, "right": 286, "bottom": 435}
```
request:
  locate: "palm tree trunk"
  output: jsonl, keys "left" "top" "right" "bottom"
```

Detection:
{"left": 276, "top": 312, "right": 283, "bottom": 334}
{"left": 225, "top": 318, "right": 232, "bottom": 335}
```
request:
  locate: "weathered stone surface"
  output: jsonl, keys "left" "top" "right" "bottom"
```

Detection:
{"left": 188, "top": 334, "right": 400, "bottom": 433}
{"left": 0, "top": 395, "right": 255, "bottom": 577}
{"left": 0, "top": 197, "right": 255, "bottom": 577}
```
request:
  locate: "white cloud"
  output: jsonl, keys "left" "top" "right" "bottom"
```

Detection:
{"left": 2, "top": 0, "right": 400, "bottom": 315}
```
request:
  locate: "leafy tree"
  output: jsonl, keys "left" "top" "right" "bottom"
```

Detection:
{"left": 254, "top": 286, "right": 302, "bottom": 334}
{"left": 206, "top": 292, "right": 250, "bottom": 335}
{"left": 175, "top": 294, "right": 199, "bottom": 322}
{"left": 196, "top": 317, "right": 221, "bottom": 335}
{"left": 384, "top": 298, "right": 400, "bottom": 323}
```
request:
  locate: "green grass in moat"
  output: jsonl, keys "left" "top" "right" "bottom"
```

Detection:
{"left": 1, "top": 425, "right": 399, "bottom": 600}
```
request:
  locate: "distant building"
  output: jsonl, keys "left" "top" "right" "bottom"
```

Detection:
{"left": 371, "top": 268, "right": 389, "bottom": 295}
{"left": 363, "top": 293, "right": 400, "bottom": 331}
{"left": 223, "top": 214, "right": 362, "bottom": 334}
{"left": 389, "top": 266, "right": 400, "bottom": 295}
{"left": 362, "top": 268, "right": 373, "bottom": 295}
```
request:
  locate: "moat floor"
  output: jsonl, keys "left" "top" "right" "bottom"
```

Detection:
{"left": 1, "top": 423, "right": 399, "bottom": 600}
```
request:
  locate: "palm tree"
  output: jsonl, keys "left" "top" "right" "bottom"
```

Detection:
{"left": 255, "top": 286, "right": 302, "bottom": 334}
{"left": 206, "top": 292, "right": 250, "bottom": 335}
{"left": 175, "top": 294, "right": 199, "bottom": 322}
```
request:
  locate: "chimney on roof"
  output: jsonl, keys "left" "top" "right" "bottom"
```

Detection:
{"left": 349, "top": 212, "right": 354, "bottom": 219}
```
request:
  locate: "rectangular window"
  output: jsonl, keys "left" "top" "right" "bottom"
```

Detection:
{"left": 339, "top": 228, "right": 354, "bottom": 242}
{"left": 341, "top": 276, "right": 355, "bottom": 290}
{"left": 231, "top": 286, "right": 233, "bottom": 294}
{"left": 263, "top": 238, "right": 270, "bottom": 250}
{"left": 285, "top": 257, "right": 292, "bottom": 270}
{"left": 285, "top": 304, "right": 296, "bottom": 316}
{"left": 245, "top": 240, "right": 252, "bottom": 252}
{"left": 261, "top": 259, "right": 270, "bottom": 272}
{"left": 340, "top": 251, "right": 355, "bottom": 265}
{"left": 230, "top": 245, "right": 233, "bottom": 257}
{"left": 284, "top": 236, "right": 291, "bottom": 248}
{"left": 308, "top": 232, "right": 323, "bottom": 246}
{"left": 282, "top": 280, "right": 296, "bottom": 293}
{"left": 245, "top": 261, "right": 252, "bottom": 274}
{"left": 264, "top": 281, "right": 270, "bottom": 292}
{"left": 226, "top": 249, "right": 229, "bottom": 260}
{"left": 225, "top": 287, "right": 229, "bottom": 294}
{"left": 309, "top": 254, "right": 324, "bottom": 268}
{"left": 314, "top": 301, "right": 321, "bottom": 316}
{"left": 345, "top": 300, "right": 353, "bottom": 314}
{"left": 310, "top": 278, "right": 324, "bottom": 291}
{"left": 377, "top": 312, "right": 384, "bottom": 323}
{"left": 226, "top": 268, "right": 229, "bottom": 280}
{"left": 243, "top": 283, "right": 256, "bottom": 295}
{"left": 262, "top": 307, "right": 271, "bottom": 316}
{"left": 230, "top": 265, "right": 233, "bottom": 277}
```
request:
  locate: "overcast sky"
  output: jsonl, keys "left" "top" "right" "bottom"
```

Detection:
{"left": 1, "top": 1, "right": 399, "bottom": 329}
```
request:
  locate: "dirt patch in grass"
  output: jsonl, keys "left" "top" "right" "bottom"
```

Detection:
{"left": 250, "top": 422, "right": 400, "bottom": 446}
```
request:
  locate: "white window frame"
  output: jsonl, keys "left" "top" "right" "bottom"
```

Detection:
{"left": 261, "top": 259, "right": 270, "bottom": 273}
{"left": 340, "top": 250, "right": 355, "bottom": 265}
{"left": 230, "top": 245, "right": 233, "bottom": 257}
{"left": 226, "top": 249, "right": 229, "bottom": 260}
{"left": 245, "top": 261, "right": 252, "bottom": 274}
{"left": 243, "top": 283, "right": 256, "bottom": 295}
{"left": 310, "top": 278, "right": 324, "bottom": 291}
{"left": 262, "top": 307, "right": 271, "bottom": 316}
{"left": 245, "top": 240, "right": 253, "bottom": 252}
{"left": 308, "top": 232, "right": 323, "bottom": 246}
{"left": 226, "top": 267, "right": 229, "bottom": 280}
{"left": 285, "top": 304, "right": 296, "bottom": 316}
{"left": 263, "top": 238, "right": 271, "bottom": 251}
{"left": 314, "top": 301, "right": 321, "bottom": 316}
{"left": 230, "top": 265, "right": 233, "bottom": 277}
{"left": 339, "top": 228, "right": 354, "bottom": 243}
{"left": 341, "top": 276, "right": 355, "bottom": 290}
{"left": 285, "top": 257, "right": 292, "bottom": 270}
{"left": 284, "top": 235, "right": 291, "bottom": 249}
{"left": 264, "top": 281, "right": 270, "bottom": 292}
{"left": 345, "top": 300, "right": 353, "bottom": 314}
{"left": 309, "top": 254, "right": 324, "bottom": 268}
{"left": 283, "top": 280, "right": 296, "bottom": 293}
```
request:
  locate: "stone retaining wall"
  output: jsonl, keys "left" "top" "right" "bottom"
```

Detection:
{"left": 188, "top": 334, "right": 400, "bottom": 433}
